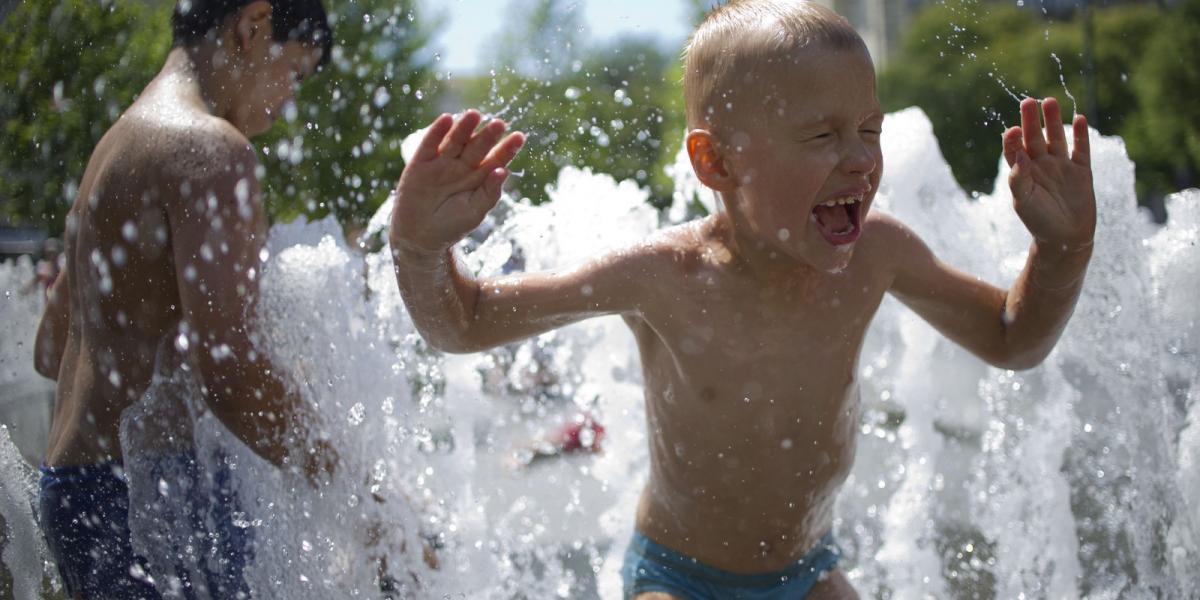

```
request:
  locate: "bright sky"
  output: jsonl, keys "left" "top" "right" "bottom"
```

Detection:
{"left": 429, "top": 0, "right": 694, "bottom": 75}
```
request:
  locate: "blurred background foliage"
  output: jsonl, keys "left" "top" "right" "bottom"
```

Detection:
{"left": 1, "top": 0, "right": 1197, "bottom": 236}
{"left": 462, "top": 0, "right": 686, "bottom": 209}
{"left": 0, "top": 0, "right": 171, "bottom": 234}
{"left": 880, "top": 0, "right": 1199, "bottom": 208}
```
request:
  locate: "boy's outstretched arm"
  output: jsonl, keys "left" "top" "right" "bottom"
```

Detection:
{"left": 390, "top": 112, "right": 645, "bottom": 353}
{"left": 887, "top": 97, "right": 1095, "bottom": 370}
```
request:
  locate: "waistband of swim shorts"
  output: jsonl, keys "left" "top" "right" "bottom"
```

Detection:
{"left": 629, "top": 530, "right": 841, "bottom": 588}
{"left": 40, "top": 460, "right": 127, "bottom": 482}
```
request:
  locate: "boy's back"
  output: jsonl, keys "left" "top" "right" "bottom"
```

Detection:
{"left": 40, "top": 74, "right": 247, "bottom": 466}
{"left": 33, "top": 2, "right": 335, "bottom": 594}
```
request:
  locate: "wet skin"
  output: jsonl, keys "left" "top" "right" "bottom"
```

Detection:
{"left": 390, "top": 44, "right": 1094, "bottom": 582}
{"left": 34, "top": 8, "right": 322, "bottom": 469}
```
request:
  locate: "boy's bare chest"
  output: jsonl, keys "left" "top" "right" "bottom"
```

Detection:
{"left": 644, "top": 269, "right": 886, "bottom": 366}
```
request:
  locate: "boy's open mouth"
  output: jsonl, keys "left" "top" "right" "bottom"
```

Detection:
{"left": 811, "top": 194, "right": 864, "bottom": 246}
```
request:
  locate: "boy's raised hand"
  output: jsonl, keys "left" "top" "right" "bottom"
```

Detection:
{"left": 1003, "top": 97, "right": 1096, "bottom": 252}
{"left": 391, "top": 110, "right": 525, "bottom": 255}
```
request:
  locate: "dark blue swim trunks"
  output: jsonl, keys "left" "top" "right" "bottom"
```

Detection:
{"left": 39, "top": 451, "right": 252, "bottom": 599}
{"left": 621, "top": 530, "right": 842, "bottom": 599}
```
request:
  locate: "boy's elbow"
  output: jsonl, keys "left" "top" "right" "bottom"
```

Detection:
{"left": 32, "top": 337, "right": 60, "bottom": 380}
{"left": 424, "top": 332, "right": 485, "bottom": 354}
{"left": 986, "top": 345, "right": 1052, "bottom": 371}
{"left": 33, "top": 355, "right": 59, "bottom": 380}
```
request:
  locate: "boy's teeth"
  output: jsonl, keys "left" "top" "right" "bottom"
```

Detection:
{"left": 820, "top": 195, "right": 861, "bottom": 208}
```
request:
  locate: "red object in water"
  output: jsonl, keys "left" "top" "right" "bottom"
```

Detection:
{"left": 552, "top": 414, "right": 605, "bottom": 453}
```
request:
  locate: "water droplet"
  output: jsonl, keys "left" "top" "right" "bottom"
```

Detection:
{"left": 348, "top": 402, "right": 365, "bottom": 425}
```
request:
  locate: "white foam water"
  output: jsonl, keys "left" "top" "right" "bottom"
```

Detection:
{"left": 0, "top": 107, "right": 1196, "bottom": 598}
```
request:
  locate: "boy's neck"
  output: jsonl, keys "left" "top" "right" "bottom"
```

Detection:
{"left": 161, "top": 42, "right": 240, "bottom": 127}
{"left": 706, "top": 211, "right": 825, "bottom": 285}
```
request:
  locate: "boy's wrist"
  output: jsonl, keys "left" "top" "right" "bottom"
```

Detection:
{"left": 1028, "top": 238, "right": 1093, "bottom": 292}
{"left": 1033, "top": 237, "right": 1094, "bottom": 261}
{"left": 389, "top": 235, "right": 451, "bottom": 263}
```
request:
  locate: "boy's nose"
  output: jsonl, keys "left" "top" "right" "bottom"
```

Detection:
{"left": 841, "top": 140, "right": 878, "bottom": 175}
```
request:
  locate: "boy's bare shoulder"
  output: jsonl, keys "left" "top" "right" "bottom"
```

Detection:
{"left": 614, "top": 218, "right": 721, "bottom": 277}
{"left": 121, "top": 98, "right": 259, "bottom": 189}
{"left": 862, "top": 210, "right": 926, "bottom": 251}
{"left": 860, "top": 209, "right": 937, "bottom": 276}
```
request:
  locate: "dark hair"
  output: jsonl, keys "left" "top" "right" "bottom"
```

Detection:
{"left": 172, "top": 0, "right": 333, "bottom": 67}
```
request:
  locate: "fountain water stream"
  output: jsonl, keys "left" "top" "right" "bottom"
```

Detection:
{"left": 0, "top": 107, "right": 1196, "bottom": 598}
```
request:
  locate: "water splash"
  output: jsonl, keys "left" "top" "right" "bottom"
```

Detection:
{"left": 0, "top": 108, "right": 1197, "bottom": 598}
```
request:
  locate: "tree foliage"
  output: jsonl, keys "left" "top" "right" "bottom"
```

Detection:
{"left": 0, "top": 0, "right": 170, "bottom": 232}
{"left": 878, "top": 1, "right": 1196, "bottom": 200}
{"left": 1124, "top": 0, "right": 1200, "bottom": 195}
{"left": 463, "top": 1, "right": 686, "bottom": 209}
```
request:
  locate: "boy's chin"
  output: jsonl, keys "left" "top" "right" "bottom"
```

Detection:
{"left": 792, "top": 241, "right": 857, "bottom": 274}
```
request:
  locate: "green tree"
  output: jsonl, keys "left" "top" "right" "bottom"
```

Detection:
{"left": 1124, "top": 0, "right": 1200, "bottom": 196}
{"left": 0, "top": 0, "right": 170, "bottom": 233}
{"left": 251, "top": 0, "right": 441, "bottom": 230}
{"left": 878, "top": 1, "right": 1173, "bottom": 197}
{"left": 463, "top": 1, "right": 686, "bottom": 209}
{"left": 494, "top": 0, "right": 584, "bottom": 79}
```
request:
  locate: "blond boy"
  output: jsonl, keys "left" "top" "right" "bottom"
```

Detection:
{"left": 389, "top": 1, "right": 1095, "bottom": 598}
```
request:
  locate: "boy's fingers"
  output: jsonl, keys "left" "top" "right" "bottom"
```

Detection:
{"left": 481, "top": 168, "right": 509, "bottom": 204}
{"left": 459, "top": 119, "right": 508, "bottom": 167}
{"left": 412, "top": 114, "right": 454, "bottom": 162}
{"left": 438, "top": 110, "right": 483, "bottom": 159}
{"left": 1020, "top": 97, "right": 1047, "bottom": 158}
{"left": 1043, "top": 97, "right": 1068, "bottom": 157}
{"left": 478, "top": 132, "right": 526, "bottom": 173}
{"left": 1002, "top": 126, "right": 1023, "bottom": 167}
{"left": 1071, "top": 114, "right": 1091, "bottom": 166}
{"left": 1009, "top": 150, "right": 1034, "bottom": 200}
{"left": 463, "top": 169, "right": 506, "bottom": 219}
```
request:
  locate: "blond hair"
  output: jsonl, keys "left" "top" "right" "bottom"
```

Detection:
{"left": 683, "top": 0, "right": 867, "bottom": 130}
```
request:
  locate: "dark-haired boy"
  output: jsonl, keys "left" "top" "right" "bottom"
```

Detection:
{"left": 33, "top": 1, "right": 335, "bottom": 596}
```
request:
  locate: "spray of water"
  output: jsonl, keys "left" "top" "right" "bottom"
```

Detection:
{"left": 0, "top": 107, "right": 1196, "bottom": 598}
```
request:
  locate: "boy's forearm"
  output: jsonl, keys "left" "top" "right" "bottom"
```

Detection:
{"left": 390, "top": 240, "right": 482, "bottom": 353}
{"left": 1001, "top": 240, "right": 1093, "bottom": 368}
{"left": 202, "top": 351, "right": 336, "bottom": 485}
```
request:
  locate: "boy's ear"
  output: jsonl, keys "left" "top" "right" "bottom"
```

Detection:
{"left": 686, "top": 130, "right": 735, "bottom": 192}
{"left": 234, "top": 0, "right": 273, "bottom": 51}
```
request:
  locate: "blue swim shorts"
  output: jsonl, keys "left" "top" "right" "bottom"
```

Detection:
{"left": 621, "top": 530, "right": 842, "bottom": 599}
{"left": 39, "top": 451, "right": 252, "bottom": 599}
